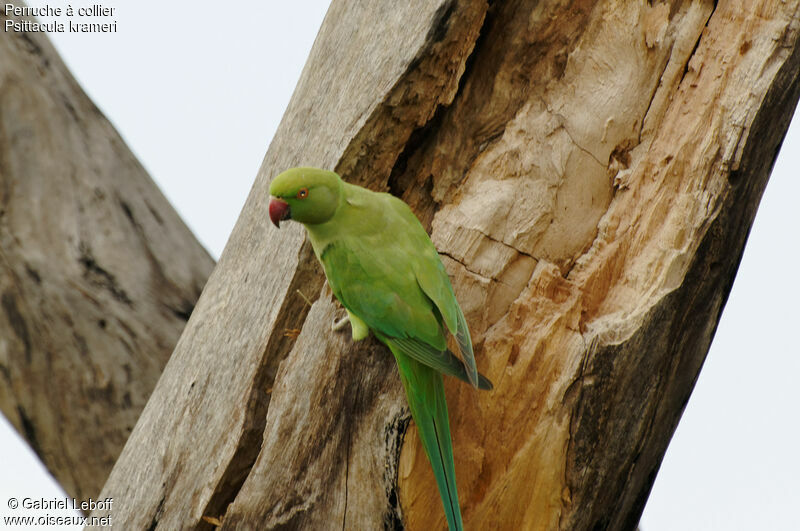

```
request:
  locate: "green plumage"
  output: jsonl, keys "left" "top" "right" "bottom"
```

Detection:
{"left": 269, "top": 167, "right": 492, "bottom": 530}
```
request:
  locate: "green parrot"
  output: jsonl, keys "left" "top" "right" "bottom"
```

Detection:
{"left": 268, "top": 167, "right": 492, "bottom": 530}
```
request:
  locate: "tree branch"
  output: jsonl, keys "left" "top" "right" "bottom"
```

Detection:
{"left": 0, "top": 3, "right": 214, "bottom": 500}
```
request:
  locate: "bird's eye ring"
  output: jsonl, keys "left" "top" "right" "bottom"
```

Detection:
{"left": 297, "top": 187, "right": 309, "bottom": 199}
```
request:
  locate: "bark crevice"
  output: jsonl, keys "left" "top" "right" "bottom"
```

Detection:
{"left": 200, "top": 241, "right": 324, "bottom": 526}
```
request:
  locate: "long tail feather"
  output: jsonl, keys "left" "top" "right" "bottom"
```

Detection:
{"left": 390, "top": 347, "right": 463, "bottom": 531}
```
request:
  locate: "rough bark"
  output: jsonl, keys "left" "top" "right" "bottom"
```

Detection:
{"left": 95, "top": 1, "right": 800, "bottom": 530}
{"left": 0, "top": 6, "right": 214, "bottom": 500}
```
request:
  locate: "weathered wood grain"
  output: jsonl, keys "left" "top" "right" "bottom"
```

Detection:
{"left": 0, "top": 5, "right": 214, "bottom": 500}
{"left": 94, "top": 0, "right": 800, "bottom": 530}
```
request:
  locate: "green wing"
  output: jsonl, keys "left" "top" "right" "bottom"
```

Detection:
{"left": 321, "top": 237, "right": 445, "bottom": 349}
{"left": 383, "top": 334, "right": 492, "bottom": 390}
{"left": 319, "top": 192, "right": 485, "bottom": 388}
{"left": 397, "top": 200, "right": 479, "bottom": 388}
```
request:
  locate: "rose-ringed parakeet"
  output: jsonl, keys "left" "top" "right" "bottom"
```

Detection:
{"left": 268, "top": 167, "right": 492, "bottom": 530}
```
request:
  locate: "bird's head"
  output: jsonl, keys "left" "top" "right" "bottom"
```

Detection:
{"left": 268, "top": 167, "right": 342, "bottom": 227}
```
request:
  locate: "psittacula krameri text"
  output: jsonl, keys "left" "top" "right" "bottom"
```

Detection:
{"left": 268, "top": 167, "right": 492, "bottom": 530}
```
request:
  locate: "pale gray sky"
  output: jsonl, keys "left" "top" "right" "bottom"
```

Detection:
{"left": 1, "top": 2, "right": 798, "bottom": 530}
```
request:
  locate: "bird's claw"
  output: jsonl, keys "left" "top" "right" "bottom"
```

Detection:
{"left": 332, "top": 315, "right": 349, "bottom": 332}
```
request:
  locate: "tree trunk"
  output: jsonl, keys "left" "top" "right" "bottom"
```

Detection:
{"left": 92, "top": 1, "right": 799, "bottom": 530}
{"left": 0, "top": 6, "right": 215, "bottom": 500}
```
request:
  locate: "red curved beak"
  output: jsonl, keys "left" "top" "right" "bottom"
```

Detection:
{"left": 269, "top": 198, "right": 290, "bottom": 228}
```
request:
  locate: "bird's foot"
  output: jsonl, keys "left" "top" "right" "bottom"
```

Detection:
{"left": 332, "top": 315, "right": 349, "bottom": 332}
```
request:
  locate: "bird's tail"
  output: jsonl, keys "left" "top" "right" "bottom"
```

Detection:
{"left": 390, "top": 346, "right": 463, "bottom": 531}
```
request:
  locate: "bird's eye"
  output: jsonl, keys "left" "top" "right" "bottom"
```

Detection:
{"left": 297, "top": 187, "right": 309, "bottom": 199}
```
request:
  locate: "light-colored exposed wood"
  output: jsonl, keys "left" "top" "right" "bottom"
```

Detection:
{"left": 94, "top": 1, "right": 800, "bottom": 530}
{"left": 0, "top": 5, "right": 214, "bottom": 500}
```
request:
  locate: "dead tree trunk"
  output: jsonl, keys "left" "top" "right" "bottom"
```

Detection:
{"left": 0, "top": 6, "right": 215, "bottom": 500}
{"left": 94, "top": 1, "right": 799, "bottom": 530}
